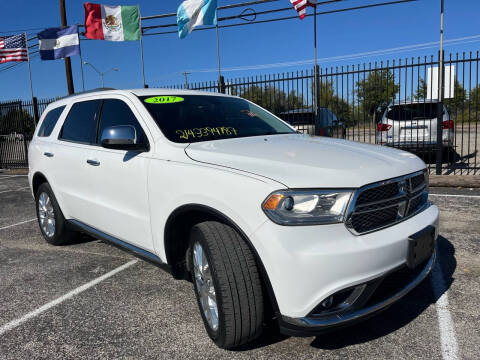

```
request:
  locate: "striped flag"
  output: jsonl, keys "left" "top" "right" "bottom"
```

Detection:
{"left": 38, "top": 26, "right": 81, "bottom": 60}
{"left": 177, "top": 0, "right": 218, "bottom": 39}
{"left": 0, "top": 33, "right": 28, "bottom": 63}
{"left": 290, "top": 0, "right": 317, "bottom": 20}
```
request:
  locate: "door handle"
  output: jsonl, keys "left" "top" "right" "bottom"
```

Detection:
{"left": 86, "top": 159, "right": 100, "bottom": 166}
{"left": 43, "top": 152, "right": 54, "bottom": 158}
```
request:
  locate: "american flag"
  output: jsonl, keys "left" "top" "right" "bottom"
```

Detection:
{"left": 0, "top": 33, "right": 28, "bottom": 64}
{"left": 290, "top": 0, "right": 317, "bottom": 20}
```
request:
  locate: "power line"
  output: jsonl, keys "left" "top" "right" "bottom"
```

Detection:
{"left": 142, "top": 0, "right": 346, "bottom": 32}
{"left": 143, "top": 0, "right": 416, "bottom": 36}
{"left": 172, "top": 34, "right": 480, "bottom": 74}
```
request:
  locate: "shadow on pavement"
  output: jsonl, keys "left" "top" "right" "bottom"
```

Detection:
{"left": 417, "top": 148, "right": 478, "bottom": 174}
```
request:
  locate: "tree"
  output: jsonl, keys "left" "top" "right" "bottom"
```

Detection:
{"left": 415, "top": 79, "right": 427, "bottom": 100}
{"left": 469, "top": 85, "right": 480, "bottom": 112}
{"left": 238, "top": 85, "right": 305, "bottom": 115}
{"left": 444, "top": 80, "right": 467, "bottom": 115}
{"left": 316, "top": 80, "right": 352, "bottom": 125}
{"left": 355, "top": 70, "right": 400, "bottom": 117}
{"left": 0, "top": 108, "right": 35, "bottom": 137}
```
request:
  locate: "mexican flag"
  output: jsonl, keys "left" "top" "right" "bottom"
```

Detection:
{"left": 84, "top": 3, "right": 140, "bottom": 41}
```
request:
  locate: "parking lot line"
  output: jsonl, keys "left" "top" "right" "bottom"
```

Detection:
{"left": 430, "top": 257, "right": 459, "bottom": 360}
{"left": 0, "top": 186, "right": 30, "bottom": 195}
{"left": 0, "top": 259, "right": 138, "bottom": 336}
{"left": 0, "top": 218, "right": 37, "bottom": 231}
{"left": 430, "top": 193, "right": 480, "bottom": 199}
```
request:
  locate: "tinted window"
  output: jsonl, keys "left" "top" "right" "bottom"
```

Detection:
{"left": 97, "top": 99, "right": 147, "bottom": 145}
{"left": 319, "top": 108, "right": 338, "bottom": 126}
{"left": 386, "top": 103, "right": 442, "bottom": 121}
{"left": 140, "top": 95, "right": 294, "bottom": 143}
{"left": 60, "top": 100, "right": 102, "bottom": 144}
{"left": 38, "top": 106, "right": 65, "bottom": 137}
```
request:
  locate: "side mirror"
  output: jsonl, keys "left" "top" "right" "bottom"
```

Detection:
{"left": 100, "top": 125, "right": 146, "bottom": 151}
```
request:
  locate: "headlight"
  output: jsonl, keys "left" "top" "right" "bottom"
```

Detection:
{"left": 262, "top": 190, "right": 353, "bottom": 225}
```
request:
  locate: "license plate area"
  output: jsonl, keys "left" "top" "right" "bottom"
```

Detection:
{"left": 407, "top": 226, "right": 435, "bottom": 269}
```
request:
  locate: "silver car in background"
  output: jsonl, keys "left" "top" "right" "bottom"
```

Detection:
{"left": 376, "top": 100, "right": 454, "bottom": 153}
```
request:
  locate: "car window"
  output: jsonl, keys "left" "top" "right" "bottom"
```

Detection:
{"left": 320, "top": 109, "right": 337, "bottom": 126}
{"left": 97, "top": 99, "right": 147, "bottom": 145}
{"left": 386, "top": 103, "right": 440, "bottom": 121}
{"left": 37, "top": 106, "right": 66, "bottom": 137}
{"left": 59, "top": 100, "right": 102, "bottom": 144}
{"left": 139, "top": 95, "right": 295, "bottom": 143}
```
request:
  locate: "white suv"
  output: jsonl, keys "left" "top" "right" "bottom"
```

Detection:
{"left": 28, "top": 89, "right": 439, "bottom": 349}
{"left": 376, "top": 100, "right": 454, "bottom": 153}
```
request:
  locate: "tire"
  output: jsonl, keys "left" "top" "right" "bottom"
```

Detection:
{"left": 189, "top": 221, "right": 264, "bottom": 349}
{"left": 35, "top": 182, "right": 75, "bottom": 245}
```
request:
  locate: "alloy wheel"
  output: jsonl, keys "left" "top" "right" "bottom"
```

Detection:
{"left": 38, "top": 192, "right": 55, "bottom": 238}
{"left": 193, "top": 241, "right": 219, "bottom": 331}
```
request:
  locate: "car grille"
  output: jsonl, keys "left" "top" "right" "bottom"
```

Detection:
{"left": 345, "top": 171, "right": 429, "bottom": 234}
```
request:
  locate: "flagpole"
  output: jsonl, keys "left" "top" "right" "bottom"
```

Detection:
{"left": 215, "top": 24, "right": 222, "bottom": 91}
{"left": 25, "top": 33, "right": 36, "bottom": 119}
{"left": 313, "top": 6, "right": 319, "bottom": 118}
{"left": 78, "top": 34, "right": 86, "bottom": 92}
{"left": 138, "top": 5, "right": 147, "bottom": 88}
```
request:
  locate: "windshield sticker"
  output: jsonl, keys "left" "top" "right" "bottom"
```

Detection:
{"left": 144, "top": 96, "right": 184, "bottom": 104}
{"left": 176, "top": 127, "right": 238, "bottom": 140}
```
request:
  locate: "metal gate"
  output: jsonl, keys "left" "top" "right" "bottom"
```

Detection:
{"left": 0, "top": 100, "right": 33, "bottom": 169}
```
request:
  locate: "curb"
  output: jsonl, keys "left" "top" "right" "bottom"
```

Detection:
{"left": 429, "top": 175, "right": 480, "bottom": 188}
{"left": 0, "top": 169, "right": 28, "bottom": 175}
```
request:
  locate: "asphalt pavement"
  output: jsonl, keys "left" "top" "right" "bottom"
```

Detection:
{"left": 0, "top": 175, "right": 478, "bottom": 359}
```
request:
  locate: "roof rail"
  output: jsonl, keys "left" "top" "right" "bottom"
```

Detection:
{"left": 56, "top": 88, "right": 117, "bottom": 100}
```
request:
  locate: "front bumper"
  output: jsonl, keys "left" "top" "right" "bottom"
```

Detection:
{"left": 279, "top": 250, "right": 435, "bottom": 336}
{"left": 380, "top": 140, "right": 453, "bottom": 151}
{"left": 250, "top": 203, "right": 439, "bottom": 327}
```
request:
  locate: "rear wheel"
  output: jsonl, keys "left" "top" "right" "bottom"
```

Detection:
{"left": 189, "top": 221, "right": 264, "bottom": 349}
{"left": 35, "top": 183, "right": 75, "bottom": 245}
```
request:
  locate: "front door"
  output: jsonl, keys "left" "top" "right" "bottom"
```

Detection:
{"left": 85, "top": 97, "right": 154, "bottom": 252}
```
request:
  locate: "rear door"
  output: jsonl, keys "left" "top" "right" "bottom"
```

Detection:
{"left": 52, "top": 99, "right": 102, "bottom": 220}
{"left": 84, "top": 96, "right": 154, "bottom": 252}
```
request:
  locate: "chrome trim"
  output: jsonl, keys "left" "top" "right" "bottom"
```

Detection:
{"left": 282, "top": 250, "right": 436, "bottom": 329}
{"left": 344, "top": 170, "right": 428, "bottom": 235}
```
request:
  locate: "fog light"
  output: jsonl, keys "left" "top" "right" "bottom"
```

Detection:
{"left": 321, "top": 296, "right": 333, "bottom": 309}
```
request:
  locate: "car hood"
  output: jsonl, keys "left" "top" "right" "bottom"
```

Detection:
{"left": 185, "top": 134, "right": 425, "bottom": 188}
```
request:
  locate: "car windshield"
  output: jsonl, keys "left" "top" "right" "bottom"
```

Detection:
{"left": 386, "top": 103, "right": 442, "bottom": 121}
{"left": 139, "top": 95, "right": 295, "bottom": 143}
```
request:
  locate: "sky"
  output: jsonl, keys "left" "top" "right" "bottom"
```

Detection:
{"left": 0, "top": 0, "right": 479, "bottom": 101}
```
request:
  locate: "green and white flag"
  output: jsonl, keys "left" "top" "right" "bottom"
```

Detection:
{"left": 84, "top": 3, "right": 141, "bottom": 41}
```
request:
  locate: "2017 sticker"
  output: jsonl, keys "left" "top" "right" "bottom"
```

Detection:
{"left": 144, "top": 96, "right": 184, "bottom": 104}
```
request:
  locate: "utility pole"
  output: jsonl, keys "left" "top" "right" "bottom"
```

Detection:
{"left": 435, "top": 0, "right": 444, "bottom": 175}
{"left": 313, "top": 5, "right": 320, "bottom": 135}
{"left": 182, "top": 72, "right": 191, "bottom": 89}
{"left": 59, "top": 0, "right": 75, "bottom": 95}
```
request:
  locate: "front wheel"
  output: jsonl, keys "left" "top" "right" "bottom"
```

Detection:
{"left": 189, "top": 221, "right": 264, "bottom": 349}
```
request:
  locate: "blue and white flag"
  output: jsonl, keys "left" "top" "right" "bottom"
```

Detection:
{"left": 177, "top": 0, "right": 217, "bottom": 39}
{"left": 37, "top": 25, "right": 80, "bottom": 60}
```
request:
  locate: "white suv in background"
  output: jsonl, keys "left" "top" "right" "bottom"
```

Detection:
{"left": 29, "top": 89, "right": 439, "bottom": 349}
{"left": 376, "top": 100, "right": 454, "bottom": 153}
